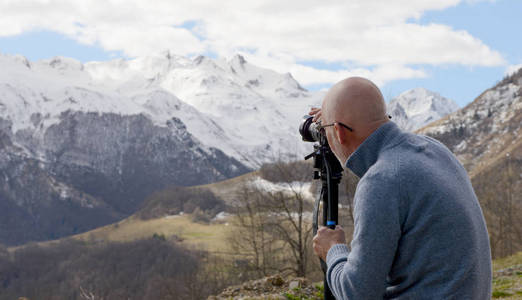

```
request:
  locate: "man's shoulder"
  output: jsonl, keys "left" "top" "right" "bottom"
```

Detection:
{"left": 387, "top": 132, "right": 455, "bottom": 169}
{"left": 364, "top": 132, "right": 456, "bottom": 185}
{"left": 393, "top": 132, "right": 446, "bottom": 155}
{"left": 358, "top": 153, "right": 400, "bottom": 199}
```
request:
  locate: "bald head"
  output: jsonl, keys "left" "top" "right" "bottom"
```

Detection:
{"left": 321, "top": 77, "right": 388, "bottom": 135}
{"left": 319, "top": 77, "right": 389, "bottom": 163}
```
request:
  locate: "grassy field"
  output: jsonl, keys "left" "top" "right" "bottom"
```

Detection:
{"left": 73, "top": 214, "right": 235, "bottom": 253}
{"left": 194, "top": 171, "right": 257, "bottom": 204}
{"left": 492, "top": 252, "right": 522, "bottom": 299}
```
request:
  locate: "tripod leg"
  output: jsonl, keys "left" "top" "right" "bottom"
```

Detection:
{"left": 324, "top": 277, "right": 336, "bottom": 299}
{"left": 320, "top": 259, "right": 336, "bottom": 299}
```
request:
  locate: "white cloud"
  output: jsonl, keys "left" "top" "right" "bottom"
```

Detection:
{"left": 505, "top": 64, "right": 522, "bottom": 76}
{"left": 244, "top": 51, "right": 427, "bottom": 87}
{"left": 0, "top": 0, "right": 506, "bottom": 87}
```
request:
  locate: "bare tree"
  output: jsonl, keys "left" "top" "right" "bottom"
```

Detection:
{"left": 497, "top": 152, "right": 522, "bottom": 258}
{"left": 228, "top": 160, "right": 315, "bottom": 277}
{"left": 79, "top": 286, "right": 97, "bottom": 300}
{"left": 479, "top": 152, "right": 522, "bottom": 259}
{"left": 340, "top": 170, "right": 359, "bottom": 234}
{"left": 0, "top": 237, "right": 209, "bottom": 299}
{"left": 228, "top": 182, "right": 284, "bottom": 278}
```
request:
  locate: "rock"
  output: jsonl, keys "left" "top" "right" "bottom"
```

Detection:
{"left": 289, "top": 280, "right": 300, "bottom": 289}
{"left": 267, "top": 274, "right": 284, "bottom": 287}
{"left": 208, "top": 274, "right": 323, "bottom": 300}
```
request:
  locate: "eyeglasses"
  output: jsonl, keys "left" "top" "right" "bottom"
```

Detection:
{"left": 317, "top": 121, "right": 354, "bottom": 132}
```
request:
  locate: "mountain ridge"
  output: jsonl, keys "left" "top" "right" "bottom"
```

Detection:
{"left": 419, "top": 68, "right": 522, "bottom": 257}
{"left": 388, "top": 87, "right": 459, "bottom": 132}
{"left": 0, "top": 52, "right": 321, "bottom": 167}
{"left": 0, "top": 52, "right": 471, "bottom": 246}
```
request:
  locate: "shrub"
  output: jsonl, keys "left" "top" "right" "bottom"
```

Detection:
{"left": 138, "top": 187, "right": 225, "bottom": 220}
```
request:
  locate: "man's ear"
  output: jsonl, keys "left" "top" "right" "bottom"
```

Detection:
{"left": 334, "top": 123, "right": 348, "bottom": 145}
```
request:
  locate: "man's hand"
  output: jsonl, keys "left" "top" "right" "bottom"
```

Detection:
{"left": 309, "top": 107, "right": 322, "bottom": 122}
{"left": 313, "top": 225, "right": 346, "bottom": 261}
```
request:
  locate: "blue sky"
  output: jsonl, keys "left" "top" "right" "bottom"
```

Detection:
{"left": 382, "top": 0, "right": 522, "bottom": 105}
{"left": 0, "top": 0, "right": 520, "bottom": 107}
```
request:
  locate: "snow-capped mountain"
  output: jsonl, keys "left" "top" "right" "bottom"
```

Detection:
{"left": 0, "top": 52, "right": 320, "bottom": 168}
{"left": 419, "top": 71, "right": 522, "bottom": 175}
{"left": 0, "top": 52, "right": 320, "bottom": 245}
{"left": 388, "top": 87, "right": 459, "bottom": 132}
{"left": 0, "top": 51, "right": 463, "bottom": 245}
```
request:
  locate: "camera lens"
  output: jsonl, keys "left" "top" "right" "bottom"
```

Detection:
{"left": 299, "top": 115, "right": 322, "bottom": 142}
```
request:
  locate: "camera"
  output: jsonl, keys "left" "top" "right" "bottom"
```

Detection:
{"left": 299, "top": 115, "right": 324, "bottom": 143}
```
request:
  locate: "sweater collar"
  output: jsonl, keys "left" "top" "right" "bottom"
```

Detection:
{"left": 345, "top": 121, "right": 402, "bottom": 177}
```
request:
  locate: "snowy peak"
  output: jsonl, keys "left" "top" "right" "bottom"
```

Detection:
{"left": 392, "top": 87, "right": 459, "bottom": 116}
{"left": 0, "top": 52, "right": 321, "bottom": 167}
{"left": 227, "top": 54, "right": 306, "bottom": 93}
{"left": 84, "top": 51, "right": 193, "bottom": 85}
{"left": 229, "top": 54, "right": 247, "bottom": 69}
{"left": 388, "top": 87, "right": 459, "bottom": 131}
{"left": 44, "top": 56, "right": 84, "bottom": 71}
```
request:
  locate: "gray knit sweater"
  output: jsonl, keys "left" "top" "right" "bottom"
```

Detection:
{"left": 326, "top": 121, "right": 492, "bottom": 299}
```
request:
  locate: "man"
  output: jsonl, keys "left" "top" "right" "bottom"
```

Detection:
{"left": 311, "top": 77, "right": 492, "bottom": 299}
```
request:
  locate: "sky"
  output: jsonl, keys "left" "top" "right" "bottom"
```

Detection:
{"left": 0, "top": 0, "right": 520, "bottom": 107}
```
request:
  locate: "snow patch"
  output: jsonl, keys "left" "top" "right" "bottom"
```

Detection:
{"left": 248, "top": 176, "right": 314, "bottom": 201}
{"left": 211, "top": 211, "right": 230, "bottom": 222}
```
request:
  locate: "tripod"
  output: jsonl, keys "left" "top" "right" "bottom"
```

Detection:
{"left": 305, "top": 138, "right": 343, "bottom": 300}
